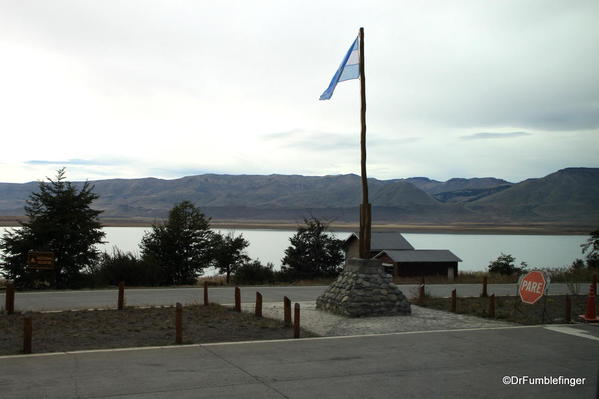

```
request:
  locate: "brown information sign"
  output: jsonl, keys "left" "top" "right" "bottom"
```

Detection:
{"left": 27, "top": 251, "right": 55, "bottom": 270}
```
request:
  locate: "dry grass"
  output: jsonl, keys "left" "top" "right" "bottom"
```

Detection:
{"left": 417, "top": 295, "right": 589, "bottom": 325}
{"left": 0, "top": 304, "right": 316, "bottom": 356}
{"left": 394, "top": 272, "right": 518, "bottom": 285}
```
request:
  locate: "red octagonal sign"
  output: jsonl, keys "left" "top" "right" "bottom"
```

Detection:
{"left": 519, "top": 271, "right": 547, "bottom": 304}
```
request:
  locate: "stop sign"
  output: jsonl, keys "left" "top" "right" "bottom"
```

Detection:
{"left": 519, "top": 271, "right": 548, "bottom": 304}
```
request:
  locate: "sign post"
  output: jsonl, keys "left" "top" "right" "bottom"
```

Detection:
{"left": 518, "top": 271, "right": 549, "bottom": 305}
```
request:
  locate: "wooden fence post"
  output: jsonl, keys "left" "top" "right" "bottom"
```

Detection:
{"left": 450, "top": 289, "right": 457, "bottom": 313}
{"left": 565, "top": 294, "right": 571, "bottom": 323}
{"left": 255, "top": 292, "right": 262, "bottom": 317}
{"left": 117, "top": 281, "right": 125, "bottom": 310}
{"left": 204, "top": 281, "right": 209, "bottom": 306}
{"left": 488, "top": 294, "right": 495, "bottom": 318}
{"left": 23, "top": 315, "right": 32, "bottom": 354}
{"left": 293, "top": 303, "right": 300, "bottom": 339}
{"left": 481, "top": 276, "right": 488, "bottom": 298}
{"left": 235, "top": 287, "right": 241, "bottom": 312}
{"left": 5, "top": 282, "right": 15, "bottom": 315}
{"left": 284, "top": 296, "right": 291, "bottom": 328}
{"left": 175, "top": 303, "right": 183, "bottom": 344}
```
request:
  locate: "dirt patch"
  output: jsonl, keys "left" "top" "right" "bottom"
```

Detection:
{"left": 417, "top": 295, "right": 590, "bottom": 325}
{"left": 0, "top": 304, "right": 316, "bottom": 356}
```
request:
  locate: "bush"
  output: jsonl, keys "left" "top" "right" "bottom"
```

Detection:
{"left": 233, "top": 260, "right": 276, "bottom": 285}
{"left": 488, "top": 253, "right": 527, "bottom": 276}
{"left": 90, "top": 248, "right": 161, "bottom": 287}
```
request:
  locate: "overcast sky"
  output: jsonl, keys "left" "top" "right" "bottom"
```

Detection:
{"left": 1, "top": 1, "right": 598, "bottom": 184}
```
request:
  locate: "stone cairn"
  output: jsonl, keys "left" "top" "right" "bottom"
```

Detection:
{"left": 316, "top": 258, "right": 411, "bottom": 317}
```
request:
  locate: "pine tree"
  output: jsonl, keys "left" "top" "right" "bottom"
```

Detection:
{"left": 140, "top": 201, "right": 214, "bottom": 285}
{"left": 0, "top": 168, "right": 105, "bottom": 288}
{"left": 281, "top": 217, "right": 344, "bottom": 280}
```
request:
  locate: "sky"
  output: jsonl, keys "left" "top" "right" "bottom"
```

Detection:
{"left": 1, "top": 1, "right": 598, "bottom": 184}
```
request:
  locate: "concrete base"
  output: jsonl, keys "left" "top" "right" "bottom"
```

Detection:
{"left": 316, "top": 258, "right": 411, "bottom": 317}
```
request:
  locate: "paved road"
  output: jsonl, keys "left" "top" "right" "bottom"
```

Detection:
{"left": 1, "top": 324, "right": 597, "bottom": 398}
{"left": 1, "top": 283, "right": 582, "bottom": 311}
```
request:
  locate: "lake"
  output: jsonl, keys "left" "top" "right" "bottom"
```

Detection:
{"left": 2, "top": 227, "right": 585, "bottom": 272}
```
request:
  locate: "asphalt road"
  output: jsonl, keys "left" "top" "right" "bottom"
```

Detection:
{"left": 1, "top": 283, "right": 581, "bottom": 312}
{"left": 1, "top": 324, "right": 597, "bottom": 398}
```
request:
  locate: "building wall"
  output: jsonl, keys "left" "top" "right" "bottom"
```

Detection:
{"left": 345, "top": 239, "right": 360, "bottom": 260}
{"left": 396, "top": 261, "right": 458, "bottom": 278}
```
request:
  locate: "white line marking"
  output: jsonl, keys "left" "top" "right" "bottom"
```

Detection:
{"left": 0, "top": 325, "right": 538, "bottom": 360}
{"left": 544, "top": 325, "right": 599, "bottom": 342}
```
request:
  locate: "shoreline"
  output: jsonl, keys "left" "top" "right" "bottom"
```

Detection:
{"left": 0, "top": 216, "right": 592, "bottom": 235}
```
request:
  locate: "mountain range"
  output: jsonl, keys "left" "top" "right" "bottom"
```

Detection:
{"left": 0, "top": 168, "right": 597, "bottom": 228}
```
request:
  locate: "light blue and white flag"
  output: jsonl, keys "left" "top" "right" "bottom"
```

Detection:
{"left": 319, "top": 36, "right": 360, "bottom": 100}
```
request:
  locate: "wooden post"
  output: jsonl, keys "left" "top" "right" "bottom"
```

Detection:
{"left": 293, "top": 303, "right": 300, "bottom": 339}
{"left": 450, "top": 289, "right": 456, "bottom": 313}
{"left": 117, "top": 281, "right": 125, "bottom": 310}
{"left": 255, "top": 292, "right": 263, "bottom": 317}
{"left": 203, "top": 281, "right": 209, "bottom": 306}
{"left": 175, "top": 302, "right": 183, "bottom": 344}
{"left": 481, "top": 276, "right": 488, "bottom": 298}
{"left": 234, "top": 287, "right": 241, "bottom": 312}
{"left": 284, "top": 296, "right": 291, "bottom": 328}
{"left": 565, "top": 294, "right": 571, "bottom": 323}
{"left": 358, "top": 26, "right": 371, "bottom": 259}
{"left": 23, "top": 315, "right": 32, "bottom": 354}
{"left": 5, "top": 282, "right": 15, "bottom": 315}
{"left": 418, "top": 278, "right": 425, "bottom": 303}
{"left": 488, "top": 294, "right": 495, "bottom": 318}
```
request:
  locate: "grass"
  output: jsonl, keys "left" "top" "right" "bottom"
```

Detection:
{"left": 394, "top": 271, "right": 518, "bottom": 285}
{"left": 0, "top": 303, "right": 317, "bottom": 356}
{"left": 416, "top": 294, "right": 590, "bottom": 325}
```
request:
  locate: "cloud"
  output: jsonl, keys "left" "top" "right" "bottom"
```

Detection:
{"left": 461, "top": 132, "right": 532, "bottom": 140}
{"left": 25, "top": 159, "right": 116, "bottom": 166}
{"left": 261, "top": 129, "right": 356, "bottom": 151}
{"left": 262, "top": 130, "right": 422, "bottom": 152}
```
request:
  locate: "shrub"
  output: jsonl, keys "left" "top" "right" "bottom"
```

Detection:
{"left": 233, "top": 260, "right": 275, "bottom": 285}
{"left": 92, "top": 248, "right": 161, "bottom": 286}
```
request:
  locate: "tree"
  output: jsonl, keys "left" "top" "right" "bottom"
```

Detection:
{"left": 212, "top": 232, "right": 250, "bottom": 284}
{"left": 488, "top": 253, "right": 527, "bottom": 276}
{"left": 581, "top": 229, "right": 599, "bottom": 268}
{"left": 0, "top": 168, "right": 105, "bottom": 288}
{"left": 140, "top": 201, "right": 214, "bottom": 285}
{"left": 281, "top": 217, "right": 344, "bottom": 280}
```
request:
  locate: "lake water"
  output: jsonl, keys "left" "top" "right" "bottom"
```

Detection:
{"left": 1, "top": 227, "right": 586, "bottom": 272}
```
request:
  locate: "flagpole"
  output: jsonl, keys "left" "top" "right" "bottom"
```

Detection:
{"left": 358, "top": 27, "right": 371, "bottom": 259}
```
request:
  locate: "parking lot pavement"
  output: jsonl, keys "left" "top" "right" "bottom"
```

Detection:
{"left": 1, "top": 325, "right": 596, "bottom": 399}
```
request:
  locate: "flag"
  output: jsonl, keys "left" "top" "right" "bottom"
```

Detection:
{"left": 319, "top": 36, "right": 360, "bottom": 100}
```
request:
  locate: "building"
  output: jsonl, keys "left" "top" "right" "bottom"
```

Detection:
{"left": 343, "top": 232, "right": 461, "bottom": 280}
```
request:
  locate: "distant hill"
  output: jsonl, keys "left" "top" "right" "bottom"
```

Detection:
{"left": 467, "top": 168, "right": 599, "bottom": 223}
{"left": 404, "top": 177, "right": 513, "bottom": 203}
{"left": 0, "top": 168, "right": 597, "bottom": 226}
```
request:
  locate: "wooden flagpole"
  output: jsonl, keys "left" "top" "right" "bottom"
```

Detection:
{"left": 358, "top": 27, "right": 371, "bottom": 259}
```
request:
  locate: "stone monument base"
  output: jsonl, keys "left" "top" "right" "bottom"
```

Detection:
{"left": 316, "top": 258, "right": 411, "bottom": 317}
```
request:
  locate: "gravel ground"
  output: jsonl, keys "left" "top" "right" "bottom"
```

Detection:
{"left": 241, "top": 301, "right": 515, "bottom": 336}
